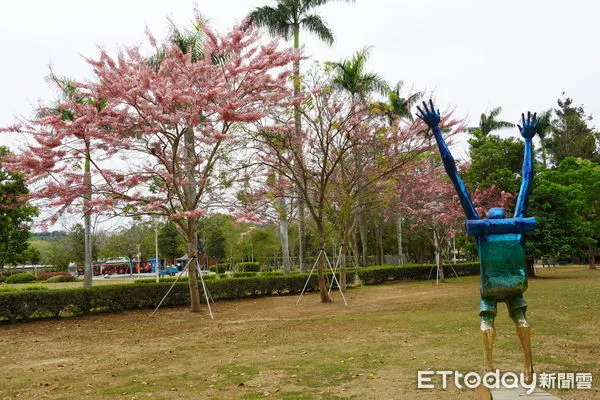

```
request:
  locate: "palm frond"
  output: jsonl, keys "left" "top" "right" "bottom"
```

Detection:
{"left": 301, "top": 14, "right": 334, "bottom": 45}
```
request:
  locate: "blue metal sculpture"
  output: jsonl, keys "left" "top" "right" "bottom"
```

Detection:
{"left": 416, "top": 100, "right": 537, "bottom": 383}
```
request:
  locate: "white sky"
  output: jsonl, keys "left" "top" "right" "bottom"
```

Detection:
{"left": 1, "top": 0, "right": 598, "bottom": 161}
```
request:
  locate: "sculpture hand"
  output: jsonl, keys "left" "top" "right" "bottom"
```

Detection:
{"left": 517, "top": 111, "right": 537, "bottom": 140}
{"left": 416, "top": 100, "right": 441, "bottom": 130}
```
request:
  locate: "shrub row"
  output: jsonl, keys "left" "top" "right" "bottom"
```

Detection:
{"left": 2, "top": 271, "right": 75, "bottom": 284}
{"left": 5, "top": 273, "right": 38, "bottom": 284}
{"left": 0, "top": 262, "right": 479, "bottom": 323}
{"left": 208, "top": 263, "right": 229, "bottom": 274}
{"left": 236, "top": 262, "right": 261, "bottom": 272}
{"left": 38, "top": 271, "right": 71, "bottom": 281}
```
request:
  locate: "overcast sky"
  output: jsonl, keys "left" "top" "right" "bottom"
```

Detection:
{"left": 1, "top": 0, "right": 598, "bottom": 161}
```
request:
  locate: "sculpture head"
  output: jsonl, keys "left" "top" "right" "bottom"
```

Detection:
{"left": 486, "top": 207, "right": 506, "bottom": 219}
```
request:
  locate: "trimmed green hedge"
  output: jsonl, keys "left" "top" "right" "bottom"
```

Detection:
{"left": 0, "top": 262, "right": 479, "bottom": 323}
{"left": 209, "top": 263, "right": 229, "bottom": 274}
{"left": 236, "top": 262, "right": 261, "bottom": 272}
{"left": 5, "top": 273, "right": 38, "bottom": 284}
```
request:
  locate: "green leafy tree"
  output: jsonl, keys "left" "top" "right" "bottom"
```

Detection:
{"left": 158, "top": 221, "right": 186, "bottom": 261}
{"left": 0, "top": 146, "right": 38, "bottom": 268}
{"left": 546, "top": 95, "right": 600, "bottom": 166}
{"left": 464, "top": 108, "right": 523, "bottom": 197}
{"left": 44, "top": 241, "right": 71, "bottom": 270}
{"left": 199, "top": 214, "right": 232, "bottom": 259}
{"left": 18, "top": 246, "right": 42, "bottom": 265}
{"left": 526, "top": 173, "right": 588, "bottom": 275}
{"left": 99, "top": 223, "right": 155, "bottom": 261}
{"left": 464, "top": 135, "right": 525, "bottom": 196}
{"left": 550, "top": 158, "right": 600, "bottom": 269}
{"left": 65, "top": 224, "right": 87, "bottom": 264}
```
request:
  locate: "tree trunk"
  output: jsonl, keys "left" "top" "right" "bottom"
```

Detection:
{"left": 317, "top": 234, "right": 332, "bottom": 303}
{"left": 279, "top": 217, "right": 292, "bottom": 273}
{"left": 186, "top": 224, "right": 201, "bottom": 312}
{"left": 396, "top": 212, "right": 404, "bottom": 265}
{"left": 184, "top": 126, "right": 202, "bottom": 312}
{"left": 526, "top": 259, "right": 536, "bottom": 278}
{"left": 375, "top": 222, "right": 383, "bottom": 266}
{"left": 83, "top": 150, "right": 93, "bottom": 288}
{"left": 589, "top": 244, "right": 597, "bottom": 270}
{"left": 358, "top": 211, "right": 368, "bottom": 267}
{"left": 433, "top": 231, "right": 444, "bottom": 282}
{"left": 293, "top": 26, "right": 305, "bottom": 273}
{"left": 339, "top": 242, "right": 347, "bottom": 292}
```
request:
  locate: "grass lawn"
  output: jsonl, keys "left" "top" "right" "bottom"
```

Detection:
{"left": 0, "top": 266, "right": 598, "bottom": 399}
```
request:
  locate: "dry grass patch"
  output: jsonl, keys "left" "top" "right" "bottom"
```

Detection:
{"left": 0, "top": 267, "right": 598, "bottom": 399}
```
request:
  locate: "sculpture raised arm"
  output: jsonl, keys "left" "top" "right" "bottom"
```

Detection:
{"left": 416, "top": 100, "right": 480, "bottom": 220}
{"left": 514, "top": 112, "right": 537, "bottom": 218}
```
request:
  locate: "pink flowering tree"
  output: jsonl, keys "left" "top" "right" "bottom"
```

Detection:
{"left": 2, "top": 75, "right": 126, "bottom": 287}
{"left": 251, "top": 66, "right": 431, "bottom": 301}
{"left": 399, "top": 159, "right": 514, "bottom": 281}
{"left": 84, "top": 21, "right": 299, "bottom": 311}
{"left": 398, "top": 160, "right": 464, "bottom": 281}
{"left": 324, "top": 113, "right": 434, "bottom": 288}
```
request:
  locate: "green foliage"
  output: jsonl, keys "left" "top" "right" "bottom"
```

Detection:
{"left": 22, "top": 286, "right": 49, "bottom": 291}
{"left": 158, "top": 221, "right": 186, "bottom": 261}
{"left": 199, "top": 214, "right": 231, "bottom": 259}
{"left": 65, "top": 224, "right": 86, "bottom": 264}
{"left": 42, "top": 241, "right": 71, "bottom": 270}
{"left": 527, "top": 158, "right": 600, "bottom": 264}
{"left": 209, "top": 263, "right": 229, "bottom": 273}
{"left": 261, "top": 271, "right": 284, "bottom": 277}
{"left": 232, "top": 272, "right": 258, "bottom": 278}
{"left": 4, "top": 273, "right": 38, "bottom": 284}
{"left": 0, "top": 262, "right": 479, "bottom": 323}
{"left": 18, "top": 246, "right": 42, "bottom": 265}
{"left": 464, "top": 134, "right": 524, "bottom": 195}
{"left": 236, "top": 261, "right": 261, "bottom": 272}
{"left": 0, "top": 146, "right": 38, "bottom": 268}
{"left": 546, "top": 95, "right": 600, "bottom": 166}
{"left": 99, "top": 222, "right": 155, "bottom": 261}
{"left": 46, "top": 275, "right": 76, "bottom": 283}
{"left": 38, "top": 271, "right": 71, "bottom": 281}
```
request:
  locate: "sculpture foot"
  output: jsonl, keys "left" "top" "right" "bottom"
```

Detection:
{"left": 516, "top": 326, "right": 533, "bottom": 384}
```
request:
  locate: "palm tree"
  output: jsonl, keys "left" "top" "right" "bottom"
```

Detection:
{"left": 385, "top": 81, "right": 424, "bottom": 124}
{"left": 329, "top": 46, "right": 389, "bottom": 268}
{"left": 380, "top": 81, "right": 424, "bottom": 265}
{"left": 248, "top": 0, "right": 355, "bottom": 272}
{"left": 330, "top": 47, "right": 389, "bottom": 100}
{"left": 467, "top": 107, "right": 515, "bottom": 140}
{"left": 248, "top": 0, "right": 353, "bottom": 93}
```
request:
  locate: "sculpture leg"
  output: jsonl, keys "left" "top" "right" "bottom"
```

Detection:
{"left": 508, "top": 297, "right": 533, "bottom": 384}
{"left": 480, "top": 313, "right": 496, "bottom": 372}
{"left": 479, "top": 296, "right": 497, "bottom": 373}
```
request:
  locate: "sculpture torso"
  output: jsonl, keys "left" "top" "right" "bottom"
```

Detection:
{"left": 477, "top": 233, "right": 527, "bottom": 299}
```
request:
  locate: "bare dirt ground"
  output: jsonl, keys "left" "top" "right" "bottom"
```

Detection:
{"left": 1, "top": 267, "right": 598, "bottom": 399}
